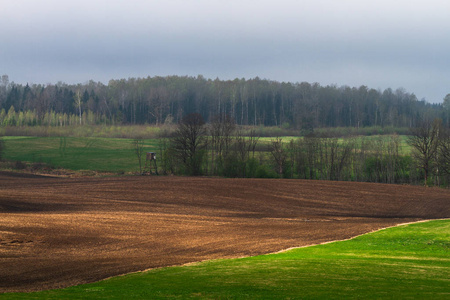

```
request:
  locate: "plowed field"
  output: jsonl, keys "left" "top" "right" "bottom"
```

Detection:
{"left": 1, "top": 172, "right": 449, "bottom": 293}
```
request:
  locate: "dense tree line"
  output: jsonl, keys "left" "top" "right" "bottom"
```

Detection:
{"left": 159, "top": 114, "right": 450, "bottom": 187}
{"left": 1, "top": 74, "right": 448, "bottom": 129}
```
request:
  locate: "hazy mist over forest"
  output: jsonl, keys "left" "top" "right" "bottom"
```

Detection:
{"left": 1, "top": 0, "right": 450, "bottom": 103}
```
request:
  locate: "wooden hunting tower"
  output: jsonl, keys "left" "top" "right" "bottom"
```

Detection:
{"left": 146, "top": 152, "right": 156, "bottom": 161}
{"left": 143, "top": 152, "right": 158, "bottom": 175}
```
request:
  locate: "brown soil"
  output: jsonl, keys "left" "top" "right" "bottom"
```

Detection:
{"left": 0, "top": 171, "right": 449, "bottom": 293}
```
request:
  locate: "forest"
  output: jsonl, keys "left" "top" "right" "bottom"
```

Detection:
{"left": 1, "top": 74, "right": 449, "bottom": 187}
{"left": 0, "top": 74, "right": 448, "bottom": 129}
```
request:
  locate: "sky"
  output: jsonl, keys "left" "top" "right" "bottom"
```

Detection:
{"left": 1, "top": 0, "right": 449, "bottom": 103}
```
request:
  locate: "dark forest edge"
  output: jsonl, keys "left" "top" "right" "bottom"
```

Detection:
{"left": 1, "top": 74, "right": 450, "bottom": 129}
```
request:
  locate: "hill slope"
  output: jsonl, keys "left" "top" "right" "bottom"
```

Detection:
{"left": 0, "top": 172, "right": 449, "bottom": 292}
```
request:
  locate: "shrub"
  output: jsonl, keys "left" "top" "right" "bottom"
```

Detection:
{"left": 246, "top": 158, "right": 259, "bottom": 178}
{"left": 222, "top": 155, "right": 241, "bottom": 178}
{"left": 0, "top": 137, "right": 4, "bottom": 161}
{"left": 255, "top": 164, "right": 279, "bottom": 178}
{"left": 14, "top": 160, "right": 27, "bottom": 170}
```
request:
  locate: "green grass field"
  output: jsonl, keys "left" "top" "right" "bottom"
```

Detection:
{"left": 2, "top": 136, "right": 160, "bottom": 173}
{"left": 3, "top": 220, "right": 449, "bottom": 299}
{"left": 2, "top": 135, "right": 411, "bottom": 174}
{"left": 259, "top": 135, "right": 411, "bottom": 153}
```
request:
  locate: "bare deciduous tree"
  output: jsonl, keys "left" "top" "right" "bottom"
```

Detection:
{"left": 233, "top": 130, "right": 249, "bottom": 177}
{"left": 270, "top": 137, "right": 287, "bottom": 177}
{"left": 209, "top": 114, "right": 236, "bottom": 175}
{"left": 438, "top": 126, "right": 450, "bottom": 176}
{"left": 133, "top": 138, "right": 145, "bottom": 174}
{"left": 247, "top": 129, "right": 260, "bottom": 159}
{"left": 172, "top": 113, "right": 207, "bottom": 176}
{"left": 408, "top": 118, "right": 441, "bottom": 186}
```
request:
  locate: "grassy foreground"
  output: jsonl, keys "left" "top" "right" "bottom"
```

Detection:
{"left": 3, "top": 220, "right": 449, "bottom": 299}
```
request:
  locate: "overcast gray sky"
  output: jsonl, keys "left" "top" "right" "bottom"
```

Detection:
{"left": 1, "top": 0, "right": 449, "bottom": 103}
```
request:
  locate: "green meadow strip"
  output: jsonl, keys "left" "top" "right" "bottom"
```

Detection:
{"left": 2, "top": 136, "right": 159, "bottom": 172}
{"left": 2, "top": 135, "right": 411, "bottom": 174}
{"left": 3, "top": 220, "right": 449, "bottom": 299}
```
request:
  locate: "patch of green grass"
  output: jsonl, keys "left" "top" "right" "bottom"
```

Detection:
{"left": 259, "top": 135, "right": 411, "bottom": 154}
{"left": 2, "top": 135, "right": 413, "bottom": 174}
{"left": 2, "top": 137, "right": 159, "bottom": 172}
{"left": 2, "top": 125, "right": 168, "bottom": 139}
{"left": 3, "top": 220, "right": 449, "bottom": 299}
